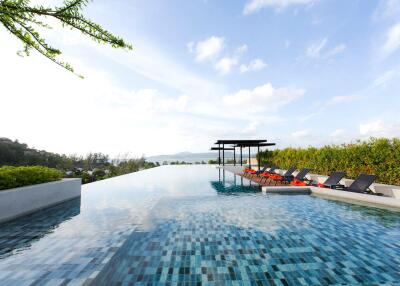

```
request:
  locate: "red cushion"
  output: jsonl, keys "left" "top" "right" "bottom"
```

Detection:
{"left": 291, "top": 179, "right": 307, "bottom": 186}
{"left": 317, "top": 183, "right": 327, "bottom": 188}
{"left": 270, "top": 174, "right": 283, "bottom": 180}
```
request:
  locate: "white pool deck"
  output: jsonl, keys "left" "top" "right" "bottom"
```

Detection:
{"left": 220, "top": 165, "right": 400, "bottom": 211}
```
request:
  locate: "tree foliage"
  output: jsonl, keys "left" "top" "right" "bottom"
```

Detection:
{"left": 0, "top": 0, "right": 132, "bottom": 76}
{"left": 0, "top": 137, "right": 157, "bottom": 184}
{"left": 258, "top": 138, "right": 400, "bottom": 185}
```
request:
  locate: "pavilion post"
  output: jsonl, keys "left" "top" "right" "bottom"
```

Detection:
{"left": 248, "top": 146, "right": 251, "bottom": 168}
{"left": 257, "top": 145, "right": 260, "bottom": 172}
{"left": 240, "top": 147, "right": 242, "bottom": 166}
{"left": 218, "top": 144, "right": 221, "bottom": 165}
{"left": 222, "top": 144, "right": 225, "bottom": 166}
{"left": 233, "top": 147, "right": 236, "bottom": 166}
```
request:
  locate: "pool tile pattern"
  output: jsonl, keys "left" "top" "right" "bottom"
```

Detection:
{"left": 0, "top": 198, "right": 142, "bottom": 286}
{"left": 0, "top": 166, "right": 399, "bottom": 286}
{"left": 94, "top": 195, "right": 400, "bottom": 285}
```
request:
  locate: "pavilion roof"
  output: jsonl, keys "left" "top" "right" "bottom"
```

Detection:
{"left": 214, "top": 139, "right": 267, "bottom": 144}
{"left": 210, "top": 147, "right": 235, "bottom": 151}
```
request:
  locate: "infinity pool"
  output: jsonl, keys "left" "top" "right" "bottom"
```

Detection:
{"left": 0, "top": 165, "right": 399, "bottom": 285}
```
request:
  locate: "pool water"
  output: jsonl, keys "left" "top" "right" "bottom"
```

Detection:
{"left": 0, "top": 165, "right": 399, "bottom": 285}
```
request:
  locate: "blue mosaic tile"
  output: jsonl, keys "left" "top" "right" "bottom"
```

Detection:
{"left": 94, "top": 194, "right": 400, "bottom": 285}
{"left": 0, "top": 166, "right": 399, "bottom": 285}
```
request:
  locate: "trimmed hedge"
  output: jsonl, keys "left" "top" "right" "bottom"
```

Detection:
{"left": 0, "top": 166, "right": 63, "bottom": 190}
{"left": 258, "top": 138, "right": 400, "bottom": 186}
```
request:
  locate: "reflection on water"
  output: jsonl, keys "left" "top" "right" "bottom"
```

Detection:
{"left": 0, "top": 198, "right": 81, "bottom": 259}
{"left": 329, "top": 199, "right": 400, "bottom": 227}
{"left": 211, "top": 168, "right": 261, "bottom": 194}
{"left": 94, "top": 184, "right": 400, "bottom": 285}
{"left": 0, "top": 165, "right": 399, "bottom": 285}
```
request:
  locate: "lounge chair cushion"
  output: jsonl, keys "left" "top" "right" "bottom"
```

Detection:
{"left": 291, "top": 179, "right": 308, "bottom": 186}
{"left": 270, "top": 174, "right": 283, "bottom": 180}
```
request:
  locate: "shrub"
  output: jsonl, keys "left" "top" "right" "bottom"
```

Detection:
{"left": 258, "top": 138, "right": 400, "bottom": 186}
{"left": 0, "top": 166, "right": 63, "bottom": 190}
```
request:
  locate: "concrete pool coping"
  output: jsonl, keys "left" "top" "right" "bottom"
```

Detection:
{"left": 261, "top": 185, "right": 400, "bottom": 210}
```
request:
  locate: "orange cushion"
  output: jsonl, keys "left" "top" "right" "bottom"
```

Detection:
{"left": 270, "top": 174, "right": 283, "bottom": 180}
{"left": 291, "top": 179, "right": 307, "bottom": 186}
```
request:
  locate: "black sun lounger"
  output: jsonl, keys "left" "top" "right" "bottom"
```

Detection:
{"left": 331, "top": 174, "right": 376, "bottom": 194}
{"left": 287, "top": 168, "right": 311, "bottom": 185}
{"left": 251, "top": 165, "right": 269, "bottom": 177}
{"left": 259, "top": 166, "right": 278, "bottom": 183}
{"left": 315, "top": 171, "right": 346, "bottom": 188}
{"left": 268, "top": 166, "right": 297, "bottom": 185}
{"left": 244, "top": 165, "right": 269, "bottom": 178}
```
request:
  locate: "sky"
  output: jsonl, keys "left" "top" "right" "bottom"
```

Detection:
{"left": 1, "top": 0, "right": 400, "bottom": 157}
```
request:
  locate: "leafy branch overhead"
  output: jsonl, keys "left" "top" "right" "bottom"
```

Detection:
{"left": 0, "top": 0, "right": 132, "bottom": 76}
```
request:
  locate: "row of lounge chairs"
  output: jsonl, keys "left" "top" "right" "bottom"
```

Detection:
{"left": 243, "top": 166, "right": 378, "bottom": 195}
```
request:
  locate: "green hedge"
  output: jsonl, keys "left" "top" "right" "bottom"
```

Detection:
{"left": 258, "top": 138, "right": 400, "bottom": 185}
{"left": 0, "top": 166, "right": 63, "bottom": 190}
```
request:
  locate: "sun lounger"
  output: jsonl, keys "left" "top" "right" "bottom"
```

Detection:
{"left": 331, "top": 174, "right": 376, "bottom": 194}
{"left": 315, "top": 171, "right": 346, "bottom": 188}
{"left": 268, "top": 166, "right": 297, "bottom": 185}
{"left": 259, "top": 166, "right": 278, "bottom": 183}
{"left": 289, "top": 168, "right": 312, "bottom": 186}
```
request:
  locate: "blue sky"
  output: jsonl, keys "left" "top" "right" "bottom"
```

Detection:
{"left": 1, "top": 0, "right": 400, "bottom": 156}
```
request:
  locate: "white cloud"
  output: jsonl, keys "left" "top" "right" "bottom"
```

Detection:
{"left": 372, "top": 0, "right": 400, "bottom": 21}
{"left": 236, "top": 44, "right": 248, "bottom": 54}
{"left": 328, "top": 94, "right": 360, "bottom": 105}
{"left": 240, "top": 59, "right": 267, "bottom": 73}
{"left": 306, "top": 38, "right": 346, "bottom": 59}
{"left": 243, "top": 0, "right": 315, "bottom": 15}
{"left": 330, "top": 129, "right": 345, "bottom": 138}
{"left": 306, "top": 38, "right": 328, "bottom": 58}
{"left": 0, "top": 29, "right": 229, "bottom": 156}
{"left": 326, "top": 44, "right": 346, "bottom": 57}
{"left": 360, "top": 120, "right": 400, "bottom": 137}
{"left": 382, "top": 22, "right": 400, "bottom": 58}
{"left": 215, "top": 57, "right": 238, "bottom": 75}
{"left": 373, "top": 69, "right": 400, "bottom": 87}
{"left": 95, "top": 37, "right": 225, "bottom": 99}
{"left": 223, "top": 83, "right": 305, "bottom": 114}
{"left": 327, "top": 128, "right": 350, "bottom": 144}
{"left": 291, "top": 130, "right": 310, "bottom": 139}
{"left": 187, "top": 42, "right": 195, "bottom": 53}
{"left": 188, "top": 36, "right": 225, "bottom": 62}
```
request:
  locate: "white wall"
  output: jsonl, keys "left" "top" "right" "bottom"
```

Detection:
{"left": 0, "top": 178, "right": 81, "bottom": 223}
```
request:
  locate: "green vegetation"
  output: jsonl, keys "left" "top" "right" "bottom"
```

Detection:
{"left": 0, "top": 137, "right": 157, "bottom": 184}
{"left": 0, "top": 166, "right": 62, "bottom": 190}
{"left": 0, "top": 0, "right": 132, "bottom": 76}
{"left": 258, "top": 138, "right": 400, "bottom": 185}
